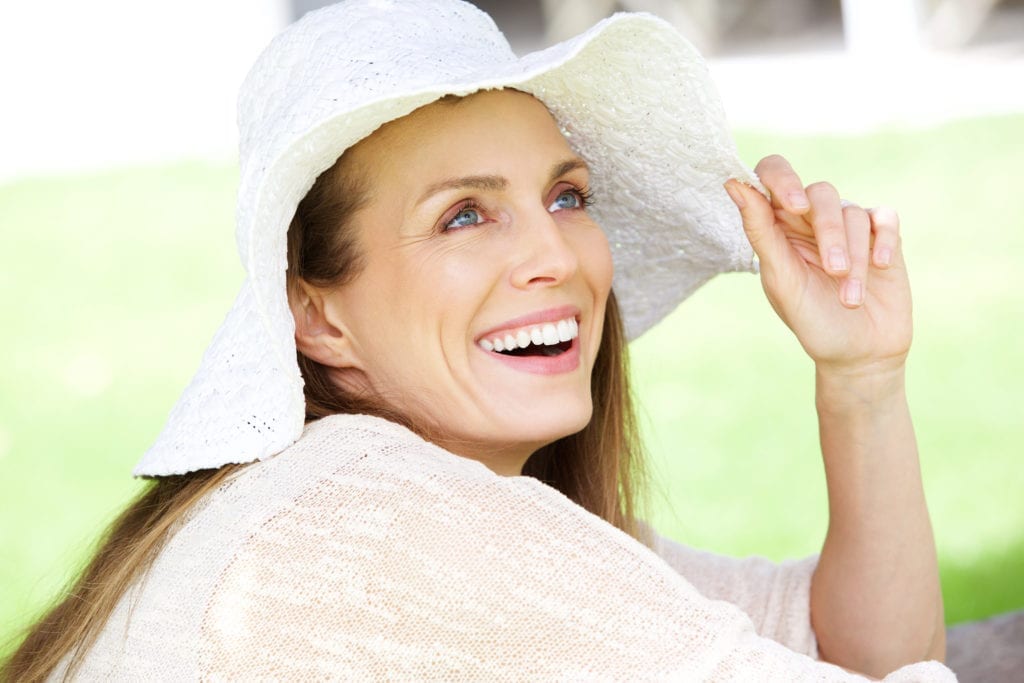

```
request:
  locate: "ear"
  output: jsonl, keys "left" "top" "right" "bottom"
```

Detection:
{"left": 289, "top": 279, "right": 363, "bottom": 370}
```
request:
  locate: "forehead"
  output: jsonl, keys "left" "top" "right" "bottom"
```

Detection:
{"left": 345, "top": 89, "right": 574, "bottom": 180}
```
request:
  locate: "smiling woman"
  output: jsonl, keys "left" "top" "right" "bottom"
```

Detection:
{"left": 292, "top": 91, "right": 615, "bottom": 476}
{"left": 3, "top": 0, "right": 956, "bottom": 681}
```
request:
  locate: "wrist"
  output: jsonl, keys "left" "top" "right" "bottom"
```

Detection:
{"left": 815, "top": 360, "right": 907, "bottom": 414}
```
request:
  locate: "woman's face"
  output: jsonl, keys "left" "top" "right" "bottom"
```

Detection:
{"left": 307, "top": 90, "right": 613, "bottom": 475}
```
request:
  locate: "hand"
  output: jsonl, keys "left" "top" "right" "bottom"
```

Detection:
{"left": 724, "top": 155, "right": 912, "bottom": 377}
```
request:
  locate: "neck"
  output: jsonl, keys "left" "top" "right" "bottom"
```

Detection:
{"left": 430, "top": 438, "right": 539, "bottom": 477}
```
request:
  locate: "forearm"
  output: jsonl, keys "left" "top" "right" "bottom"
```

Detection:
{"left": 811, "top": 364, "right": 945, "bottom": 677}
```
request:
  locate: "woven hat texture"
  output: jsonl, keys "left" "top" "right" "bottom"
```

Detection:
{"left": 135, "top": 0, "right": 759, "bottom": 477}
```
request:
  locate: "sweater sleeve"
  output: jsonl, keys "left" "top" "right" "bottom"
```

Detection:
{"left": 649, "top": 527, "right": 820, "bottom": 658}
{"left": 194, "top": 423, "right": 953, "bottom": 681}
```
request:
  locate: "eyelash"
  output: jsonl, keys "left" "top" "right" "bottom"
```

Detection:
{"left": 441, "top": 184, "right": 595, "bottom": 233}
{"left": 573, "top": 184, "right": 596, "bottom": 209}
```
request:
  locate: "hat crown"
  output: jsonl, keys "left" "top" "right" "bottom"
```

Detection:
{"left": 236, "top": 0, "right": 514, "bottom": 216}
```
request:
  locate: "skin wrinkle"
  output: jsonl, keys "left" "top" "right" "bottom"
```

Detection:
{"left": 299, "top": 90, "right": 613, "bottom": 477}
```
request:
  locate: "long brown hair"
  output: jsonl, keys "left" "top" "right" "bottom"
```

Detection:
{"left": 3, "top": 107, "right": 649, "bottom": 682}
{"left": 1, "top": 467, "right": 241, "bottom": 681}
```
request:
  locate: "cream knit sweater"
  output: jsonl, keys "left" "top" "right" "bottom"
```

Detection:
{"left": 63, "top": 414, "right": 953, "bottom": 680}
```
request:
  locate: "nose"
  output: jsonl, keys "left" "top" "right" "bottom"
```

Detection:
{"left": 508, "top": 208, "right": 580, "bottom": 290}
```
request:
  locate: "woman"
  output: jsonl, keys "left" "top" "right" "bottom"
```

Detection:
{"left": 4, "top": 0, "right": 952, "bottom": 680}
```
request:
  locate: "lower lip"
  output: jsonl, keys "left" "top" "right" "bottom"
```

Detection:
{"left": 483, "top": 336, "right": 581, "bottom": 375}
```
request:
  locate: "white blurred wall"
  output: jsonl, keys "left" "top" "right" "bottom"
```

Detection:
{"left": 0, "top": 0, "right": 290, "bottom": 182}
{"left": 1, "top": 0, "right": 1021, "bottom": 182}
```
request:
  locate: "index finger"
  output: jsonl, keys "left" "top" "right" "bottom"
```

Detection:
{"left": 754, "top": 154, "right": 810, "bottom": 215}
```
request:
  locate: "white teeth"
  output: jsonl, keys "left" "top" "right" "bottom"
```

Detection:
{"left": 478, "top": 316, "right": 581, "bottom": 353}
{"left": 542, "top": 324, "right": 559, "bottom": 346}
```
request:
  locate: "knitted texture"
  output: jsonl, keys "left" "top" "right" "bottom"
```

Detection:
{"left": 135, "top": 0, "right": 761, "bottom": 477}
{"left": 68, "top": 415, "right": 954, "bottom": 680}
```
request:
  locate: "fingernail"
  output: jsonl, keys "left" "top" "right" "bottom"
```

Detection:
{"left": 875, "top": 247, "right": 892, "bottom": 267}
{"left": 828, "top": 247, "right": 849, "bottom": 272}
{"left": 724, "top": 181, "right": 746, "bottom": 209}
{"left": 788, "top": 191, "right": 809, "bottom": 210}
{"left": 844, "top": 278, "right": 863, "bottom": 306}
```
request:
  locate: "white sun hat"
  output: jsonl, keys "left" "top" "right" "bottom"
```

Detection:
{"left": 133, "top": 0, "right": 759, "bottom": 477}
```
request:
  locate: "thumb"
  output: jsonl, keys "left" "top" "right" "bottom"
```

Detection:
{"left": 723, "top": 179, "right": 787, "bottom": 273}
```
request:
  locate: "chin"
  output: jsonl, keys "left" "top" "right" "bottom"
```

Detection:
{"left": 505, "top": 398, "right": 594, "bottom": 447}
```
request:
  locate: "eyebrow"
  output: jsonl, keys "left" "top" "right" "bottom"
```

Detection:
{"left": 548, "top": 158, "right": 589, "bottom": 182}
{"left": 415, "top": 157, "right": 590, "bottom": 206}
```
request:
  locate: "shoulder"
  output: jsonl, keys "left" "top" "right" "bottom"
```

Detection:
{"left": 200, "top": 413, "right": 586, "bottom": 550}
{"left": 193, "top": 420, "right": 723, "bottom": 678}
{"left": 187, "top": 413, "right": 494, "bottom": 521}
{"left": 265, "top": 412, "right": 496, "bottom": 482}
{"left": 194, "top": 411, "right": 685, "bottom": 611}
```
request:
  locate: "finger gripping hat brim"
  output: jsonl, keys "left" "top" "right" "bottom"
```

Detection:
{"left": 133, "top": 0, "right": 757, "bottom": 477}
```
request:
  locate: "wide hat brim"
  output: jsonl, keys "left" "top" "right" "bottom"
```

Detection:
{"left": 134, "top": 0, "right": 759, "bottom": 477}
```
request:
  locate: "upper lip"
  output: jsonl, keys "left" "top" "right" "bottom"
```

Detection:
{"left": 476, "top": 305, "right": 581, "bottom": 341}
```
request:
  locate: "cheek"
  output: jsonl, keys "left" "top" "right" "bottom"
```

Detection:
{"left": 577, "top": 227, "right": 614, "bottom": 298}
{"left": 347, "top": 251, "right": 496, "bottom": 377}
{"left": 411, "top": 239, "right": 504, "bottom": 315}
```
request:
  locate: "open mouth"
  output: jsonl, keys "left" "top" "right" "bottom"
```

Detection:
{"left": 478, "top": 316, "right": 579, "bottom": 358}
{"left": 496, "top": 340, "right": 572, "bottom": 357}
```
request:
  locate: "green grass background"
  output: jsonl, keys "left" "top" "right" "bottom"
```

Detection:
{"left": 2, "top": 115, "right": 1022, "bottom": 655}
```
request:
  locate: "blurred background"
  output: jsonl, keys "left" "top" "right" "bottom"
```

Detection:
{"left": 2, "top": 0, "right": 1022, "bottom": 656}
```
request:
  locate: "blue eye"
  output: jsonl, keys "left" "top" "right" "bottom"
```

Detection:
{"left": 445, "top": 205, "right": 484, "bottom": 230}
{"left": 548, "top": 190, "right": 581, "bottom": 212}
